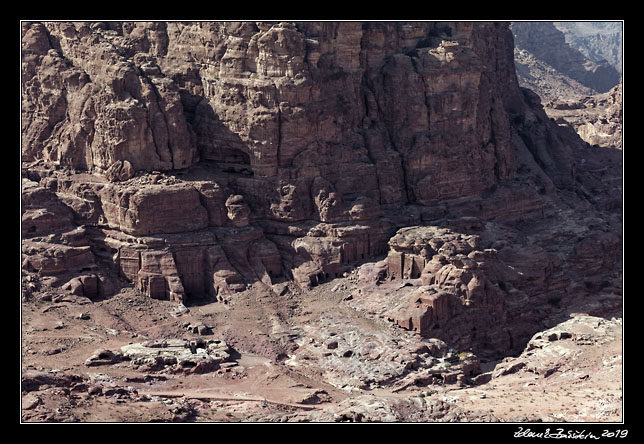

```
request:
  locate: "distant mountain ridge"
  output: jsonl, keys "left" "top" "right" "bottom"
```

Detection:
{"left": 511, "top": 22, "right": 621, "bottom": 97}
{"left": 553, "top": 21, "right": 622, "bottom": 74}
{"left": 510, "top": 21, "right": 622, "bottom": 151}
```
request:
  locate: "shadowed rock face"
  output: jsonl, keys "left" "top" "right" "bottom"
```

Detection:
{"left": 21, "top": 21, "right": 621, "bottom": 358}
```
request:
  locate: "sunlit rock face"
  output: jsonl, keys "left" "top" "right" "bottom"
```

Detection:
{"left": 22, "top": 21, "right": 620, "bottom": 360}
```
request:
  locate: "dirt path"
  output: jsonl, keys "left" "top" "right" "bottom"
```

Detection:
{"left": 21, "top": 276, "right": 623, "bottom": 422}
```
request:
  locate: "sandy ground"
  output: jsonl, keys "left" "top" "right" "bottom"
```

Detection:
{"left": 20, "top": 275, "right": 623, "bottom": 423}
{"left": 442, "top": 321, "right": 623, "bottom": 422}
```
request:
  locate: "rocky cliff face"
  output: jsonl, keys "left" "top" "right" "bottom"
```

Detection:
{"left": 21, "top": 21, "right": 621, "bottom": 359}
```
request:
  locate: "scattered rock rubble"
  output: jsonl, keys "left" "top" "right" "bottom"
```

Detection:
{"left": 120, "top": 338, "right": 232, "bottom": 374}
{"left": 21, "top": 20, "right": 622, "bottom": 423}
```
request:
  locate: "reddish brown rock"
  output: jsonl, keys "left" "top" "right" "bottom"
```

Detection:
{"left": 207, "top": 244, "right": 246, "bottom": 299}
{"left": 22, "top": 22, "right": 197, "bottom": 173}
{"left": 22, "top": 242, "right": 95, "bottom": 276}
{"left": 22, "top": 21, "right": 576, "bottom": 224}
{"left": 22, "top": 179, "right": 76, "bottom": 237}
{"left": 62, "top": 274, "right": 99, "bottom": 299}
{"left": 98, "top": 182, "right": 209, "bottom": 236}
{"left": 193, "top": 181, "right": 229, "bottom": 227}
{"left": 104, "top": 160, "right": 134, "bottom": 182}
{"left": 137, "top": 250, "right": 185, "bottom": 301}
{"left": 373, "top": 226, "right": 508, "bottom": 351}
{"left": 225, "top": 194, "right": 251, "bottom": 227}
{"left": 21, "top": 21, "right": 621, "bottom": 361}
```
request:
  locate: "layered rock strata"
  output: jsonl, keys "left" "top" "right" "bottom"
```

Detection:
{"left": 22, "top": 21, "right": 621, "bottom": 359}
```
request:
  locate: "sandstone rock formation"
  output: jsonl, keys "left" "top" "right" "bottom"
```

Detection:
{"left": 545, "top": 81, "right": 622, "bottom": 150}
{"left": 381, "top": 226, "right": 508, "bottom": 346}
{"left": 22, "top": 20, "right": 622, "bottom": 392}
{"left": 491, "top": 315, "right": 622, "bottom": 383}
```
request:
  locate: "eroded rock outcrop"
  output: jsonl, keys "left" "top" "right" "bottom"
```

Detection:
{"left": 347, "top": 204, "right": 621, "bottom": 359}
{"left": 490, "top": 315, "right": 622, "bottom": 381}
{"left": 348, "top": 225, "right": 511, "bottom": 355}
{"left": 120, "top": 338, "right": 233, "bottom": 374}
{"left": 545, "top": 81, "right": 622, "bottom": 150}
{"left": 22, "top": 21, "right": 621, "bottom": 363}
